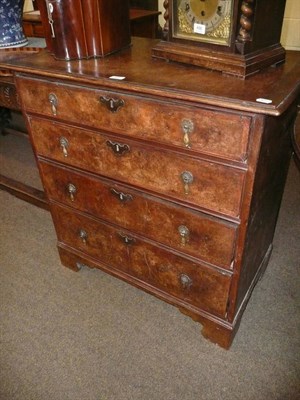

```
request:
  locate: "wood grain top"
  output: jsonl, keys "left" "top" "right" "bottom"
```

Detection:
{"left": 0, "top": 37, "right": 299, "bottom": 115}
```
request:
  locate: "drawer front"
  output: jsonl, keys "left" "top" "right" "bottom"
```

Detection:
{"left": 40, "top": 161, "right": 237, "bottom": 269}
{"left": 30, "top": 118, "right": 245, "bottom": 218}
{"left": 51, "top": 204, "right": 231, "bottom": 317}
{"left": 18, "top": 76, "right": 251, "bottom": 161}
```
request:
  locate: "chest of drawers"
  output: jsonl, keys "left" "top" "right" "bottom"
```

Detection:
{"left": 5, "top": 39, "right": 298, "bottom": 348}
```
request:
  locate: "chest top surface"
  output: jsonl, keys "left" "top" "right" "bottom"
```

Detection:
{"left": 0, "top": 37, "right": 299, "bottom": 115}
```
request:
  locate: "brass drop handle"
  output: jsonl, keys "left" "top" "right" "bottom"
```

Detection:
{"left": 48, "top": 93, "right": 58, "bottom": 115}
{"left": 110, "top": 188, "right": 133, "bottom": 203}
{"left": 78, "top": 229, "right": 88, "bottom": 245}
{"left": 178, "top": 225, "right": 190, "bottom": 246}
{"left": 59, "top": 137, "right": 69, "bottom": 157}
{"left": 106, "top": 140, "right": 130, "bottom": 156}
{"left": 99, "top": 96, "right": 125, "bottom": 113}
{"left": 181, "top": 171, "right": 194, "bottom": 195}
{"left": 179, "top": 274, "right": 193, "bottom": 290}
{"left": 181, "top": 119, "right": 194, "bottom": 148}
{"left": 76, "top": 262, "right": 83, "bottom": 270}
{"left": 118, "top": 232, "right": 136, "bottom": 245}
{"left": 67, "top": 183, "right": 77, "bottom": 201}
{"left": 76, "top": 262, "right": 92, "bottom": 270}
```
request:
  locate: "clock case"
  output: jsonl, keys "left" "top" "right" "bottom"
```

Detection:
{"left": 152, "top": 0, "right": 287, "bottom": 78}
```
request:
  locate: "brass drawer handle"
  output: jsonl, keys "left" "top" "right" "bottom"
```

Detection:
{"left": 181, "top": 171, "right": 194, "bottom": 195}
{"left": 181, "top": 119, "right": 194, "bottom": 148}
{"left": 178, "top": 225, "right": 190, "bottom": 246}
{"left": 59, "top": 136, "right": 69, "bottom": 157}
{"left": 106, "top": 140, "right": 130, "bottom": 156}
{"left": 78, "top": 228, "right": 88, "bottom": 245}
{"left": 66, "top": 183, "right": 77, "bottom": 201}
{"left": 76, "top": 262, "right": 88, "bottom": 270}
{"left": 48, "top": 93, "right": 58, "bottom": 115}
{"left": 99, "top": 96, "right": 125, "bottom": 113}
{"left": 110, "top": 188, "right": 133, "bottom": 203}
{"left": 118, "top": 232, "right": 136, "bottom": 245}
{"left": 179, "top": 274, "right": 193, "bottom": 290}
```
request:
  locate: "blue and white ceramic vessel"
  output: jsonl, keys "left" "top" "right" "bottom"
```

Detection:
{"left": 0, "top": 0, "right": 28, "bottom": 48}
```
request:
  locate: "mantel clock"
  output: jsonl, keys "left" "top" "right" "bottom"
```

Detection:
{"left": 152, "top": 0, "right": 287, "bottom": 78}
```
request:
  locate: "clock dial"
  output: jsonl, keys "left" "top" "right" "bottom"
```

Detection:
{"left": 173, "top": 0, "right": 233, "bottom": 45}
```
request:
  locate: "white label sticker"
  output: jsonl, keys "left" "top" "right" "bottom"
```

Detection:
{"left": 256, "top": 98, "right": 273, "bottom": 104}
{"left": 109, "top": 76, "right": 126, "bottom": 80}
{"left": 194, "top": 23, "right": 206, "bottom": 35}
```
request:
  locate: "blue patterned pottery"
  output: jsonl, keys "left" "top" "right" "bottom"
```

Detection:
{"left": 0, "top": 0, "right": 28, "bottom": 48}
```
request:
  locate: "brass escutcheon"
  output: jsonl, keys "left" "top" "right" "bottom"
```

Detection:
{"left": 106, "top": 140, "right": 130, "bottom": 156}
{"left": 110, "top": 188, "right": 133, "bottom": 203}
{"left": 118, "top": 232, "right": 136, "bottom": 245}
{"left": 100, "top": 96, "right": 125, "bottom": 113}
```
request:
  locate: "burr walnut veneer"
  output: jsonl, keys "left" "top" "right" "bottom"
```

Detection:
{"left": 1, "top": 38, "right": 299, "bottom": 348}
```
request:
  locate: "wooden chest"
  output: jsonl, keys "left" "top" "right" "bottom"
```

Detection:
{"left": 7, "top": 38, "right": 298, "bottom": 348}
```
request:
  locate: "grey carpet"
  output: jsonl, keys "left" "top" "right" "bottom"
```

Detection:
{"left": 0, "top": 131, "right": 299, "bottom": 400}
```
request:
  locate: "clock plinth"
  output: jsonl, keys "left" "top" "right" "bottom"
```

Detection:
{"left": 152, "top": 41, "right": 286, "bottom": 79}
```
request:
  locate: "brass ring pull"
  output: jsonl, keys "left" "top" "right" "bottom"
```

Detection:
{"left": 181, "top": 119, "right": 194, "bottom": 148}
{"left": 181, "top": 171, "right": 194, "bottom": 195}
{"left": 59, "top": 137, "right": 69, "bottom": 157}
{"left": 48, "top": 93, "right": 58, "bottom": 115}
{"left": 99, "top": 96, "right": 125, "bottom": 113}
{"left": 76, "top": 262, "right": 85, "bottom": 270}
{"left": 67, "top": 183, "right": 77, "bottom": 201}
{"left": 110, "top": 188, "right": 133, "bottom": 203}
{"left": 179, "top": 274, "right": 193, "bottom": 290}
{"left": 106, "top": 140, "right": 130, "bottom": 156}
{"left": 178, "top": 225, "right": 190, "bottom": 246}
{"left": 78, "top": 229, "right": 88, "bottom": 245}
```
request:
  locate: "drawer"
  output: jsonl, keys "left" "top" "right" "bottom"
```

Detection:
{"left": 40, "top": 161, "right": 237, "bottom": 269}
{"left": 30, "top": 117, "right": 245, "bottom": 218}
{"left": 51, "top": 203, "right": 232, "bottom": 318}
{"left": 17, "top": 76, "right": 251, "bottom": 162}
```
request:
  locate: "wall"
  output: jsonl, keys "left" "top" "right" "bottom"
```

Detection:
{"left": 158, "top": 0, "right": 300, "bottom": 51}
{"left": 281, "top": 0, "right": 300, "bottom": 50}
{"left": 24, "top": 0, "right": 34, "bottom": 12}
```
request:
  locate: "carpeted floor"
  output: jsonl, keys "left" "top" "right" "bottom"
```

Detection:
{"left": 0, "top": 132, "right": 300, "bottom": 400}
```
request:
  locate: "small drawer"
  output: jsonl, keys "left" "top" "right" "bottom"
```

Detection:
{"left": 17, "top": 76, "right": 251, "bottom": 162}
{"left": 30, "top": 117, "right": 245, "bottom": 218}
{"left": 51, "top": 204, "right": 232, "bottom": 318}
{"left": 39, "top": 161, "right": 237, "bottom": 269}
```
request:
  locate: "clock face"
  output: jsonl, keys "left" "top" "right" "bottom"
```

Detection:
{"left": 172, "top": 0, "right": 234, "bottom": 46}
